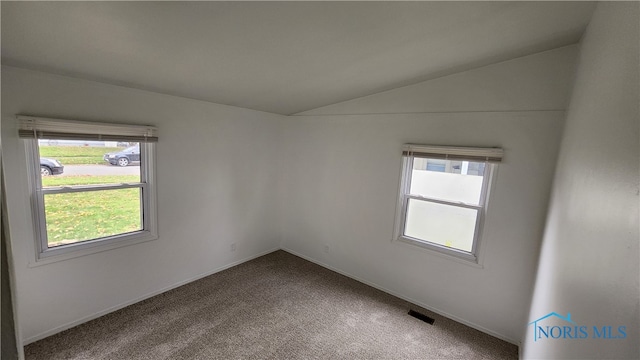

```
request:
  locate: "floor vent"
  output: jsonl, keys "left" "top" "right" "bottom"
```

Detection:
{"left": 408, "top": 310, "right": 435, "bottom": 325}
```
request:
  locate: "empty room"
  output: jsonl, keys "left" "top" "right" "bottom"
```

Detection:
{"left": 1, "top": 1, "right": 638, "bottom": 359}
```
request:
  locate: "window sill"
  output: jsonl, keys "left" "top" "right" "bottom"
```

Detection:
{"left": 395, "top": 236, "right": 484, "bottom": 269}
{"left": 29, "top": 230, "right": 158, "bottom": 267}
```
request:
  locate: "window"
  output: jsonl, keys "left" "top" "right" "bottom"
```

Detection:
{"left": 19, "top": 116, "right": 158, "bottom": 261}
{"left": 394, "top": 144, "right": 503, "bottom": 262}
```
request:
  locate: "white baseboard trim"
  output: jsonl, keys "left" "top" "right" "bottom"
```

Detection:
{"left": 22, "top": 247, "right": 280, "bottom": 345}
{"left": 24, "top": 246, "right": 520, "bottom": 348}
{"left": 281, "top": 247, "right": 520, "bottom": 346}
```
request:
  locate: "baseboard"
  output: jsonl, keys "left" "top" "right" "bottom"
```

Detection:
{"left": 281, "top": 247, "right": 520, "bottom": 346}
{"left": 22, "top": 247, "right": 280, "bottom": 345}
{"left": 24, "top": 246, "right": 520, "bottom": 347}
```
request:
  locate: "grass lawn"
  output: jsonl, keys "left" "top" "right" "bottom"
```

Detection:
{"left": 42, "top": 175, "right": 140, "bottom": 187}
{"left": 40, "top": 146, "right": 124, "bottom": 165}
{"left": 42, "top": 175, "right": 142, "bottom": 246}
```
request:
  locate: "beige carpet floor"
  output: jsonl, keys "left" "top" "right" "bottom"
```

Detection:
{"left": 25, "top": 250, "right": 518, "bottom": 359}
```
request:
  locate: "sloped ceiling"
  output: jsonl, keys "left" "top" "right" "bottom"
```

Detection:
{"left": 1, "top": 2, "right": 595, "bottom": 115}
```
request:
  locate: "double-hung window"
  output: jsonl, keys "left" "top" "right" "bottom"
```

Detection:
{"left": 19, "top": 116, "right": 158, "bottom": 261}
{"left": 394, "top": 144, "right": 503, "bottom": 262}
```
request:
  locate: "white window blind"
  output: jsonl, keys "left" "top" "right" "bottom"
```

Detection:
{"left": 402, "top": 144, "right": 503, "bottom": 163}
{"left": 17, "top": 115, "right": 158, "bottom": 142}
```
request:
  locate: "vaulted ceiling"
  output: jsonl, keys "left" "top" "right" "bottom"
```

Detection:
{"left": 1, "top": 2, "right": 596, "bottom": 115}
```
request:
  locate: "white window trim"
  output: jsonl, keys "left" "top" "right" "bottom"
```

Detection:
{"left": 24, "top": 125, "right": 158, "bottom": 266}
{"left": 393, "top": 145, "right": 500, "bottom": 264}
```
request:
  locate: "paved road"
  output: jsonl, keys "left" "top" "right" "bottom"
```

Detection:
{"left": 62, "top": 164, "right": 140, "bottom": 176}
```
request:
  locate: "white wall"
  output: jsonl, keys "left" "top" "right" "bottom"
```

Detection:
{"left": 523, "top": 3, "right": 639, "bottom": 359}
{"left": 279, "top": 112, "right": 563, "bottom": 343}
{"left": 280, "top": 47, "right": 578, "bottom": 343}
{"left": 297, "top": 45, "right": 578, "bottom": 115}
{"left": 2, "top": 41, "right": 581, "bottom": 346}
{"left": 1, "top": 66, "right": 285, "bottom": 343}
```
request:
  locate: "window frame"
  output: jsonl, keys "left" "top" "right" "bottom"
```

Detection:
{"left": 393, "top": 146, "right": 498, "bottom": 263}
{"left": 24, "top": 127, "right": 158, "bottom": 264}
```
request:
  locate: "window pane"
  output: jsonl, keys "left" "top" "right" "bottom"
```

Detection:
{"left": 44, "top": 188, "right": 142, "bottom": 247}
{"left": 38, "top": 139, "right": 141, "bottom": 188}
{"left": 404, "top": 199, "right": 478, "bottom": 252}
{"left": 410, "top": 158, "right": 485, "bottom": 205}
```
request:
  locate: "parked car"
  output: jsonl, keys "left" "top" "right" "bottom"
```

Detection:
{"left": 40, "top": 158, "right": 64, "bottom": 176}
{"left": 104, "top": 144, "right": 140, "bottom": 166}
